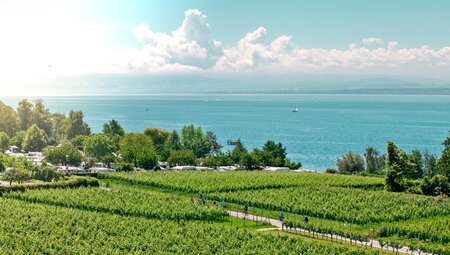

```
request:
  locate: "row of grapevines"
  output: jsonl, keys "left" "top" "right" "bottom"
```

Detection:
{"left": 377, "top": 216, "right": 450, "bottom": 244}
{"left": 209, "top": 186, "right": 449, "bottom": 224}
{"left": 102, "top": 171, "right": 384, "bottom": 193}
{"left": 0, "top": 198, "right": 388, "bottom": 255}
{"left": 6, "top": 187, "right": 227, "bottom": 222}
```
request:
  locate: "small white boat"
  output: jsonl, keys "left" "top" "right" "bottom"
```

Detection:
{"left": 292, "top": 105, "right": 299, "bottom": 112}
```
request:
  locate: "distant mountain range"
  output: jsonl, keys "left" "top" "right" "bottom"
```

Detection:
{"left": 2, "top": 74, "right": 450, "bottom": 96}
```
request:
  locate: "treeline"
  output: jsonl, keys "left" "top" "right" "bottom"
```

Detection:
{"left": 0, "top": 99, "right": 90, "bottom": 151}
{"left": 0, "top": 99, "right": 301, "bottom": 175}
{"left": 333, "top": 132, "right": 450, "bottom": 196}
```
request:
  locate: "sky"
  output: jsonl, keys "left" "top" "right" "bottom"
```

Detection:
{"left": 0, "top": 0, "right": 450, "bottom": 92}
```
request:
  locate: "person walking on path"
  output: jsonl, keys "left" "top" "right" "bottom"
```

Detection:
{"left": 201, "top": 197, "right": 206, "bottom": 206}
{"left": 279, "top": 209, "right": 285, "bottom": 230}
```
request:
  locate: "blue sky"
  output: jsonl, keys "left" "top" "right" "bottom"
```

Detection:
{"left": 54, "top": 0, "right": 450, "bottom": 49}
{"left": 0, "top": 0, "right": 449, "bottom": 86}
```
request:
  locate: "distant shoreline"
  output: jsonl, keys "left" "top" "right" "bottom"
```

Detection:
{"left": 1, "top": 87, "right": 450, "bottom": 97}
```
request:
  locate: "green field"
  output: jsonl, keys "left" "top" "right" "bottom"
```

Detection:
{"left": 1, "top": 171, "right": 448, "bottom": 254}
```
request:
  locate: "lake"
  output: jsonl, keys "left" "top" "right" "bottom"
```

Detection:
{"left": 2, "top": 94, "right": 450, "bottom": 170}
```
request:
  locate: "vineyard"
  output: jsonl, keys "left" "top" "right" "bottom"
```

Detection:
{"left": 377, "top": 216, "right": 450, "bottom": 244}
{"left": 102, "top": 171, "right": 384, "bottom": 193}
{"left": 209, "top": 186, "right": 450, "bottom": 224}
{"left": 0, "top": 197, "right": 389, "bottom": 255}
{"left": 1, "top": 171, "right": 448, "bottom": 254}
{"left": 6, "top": 187, "right": 227, "bottom": 222}
{"left": 99, "top": 171, "right": 449, "bottom": 254}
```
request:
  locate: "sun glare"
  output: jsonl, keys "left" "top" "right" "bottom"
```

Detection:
{"left": 0, "top": 1, "right": 109, "bottom": 81}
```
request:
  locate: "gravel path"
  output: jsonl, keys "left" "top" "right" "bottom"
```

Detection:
{"left": 227, "top": 210, "right": 432, "bottom": 255}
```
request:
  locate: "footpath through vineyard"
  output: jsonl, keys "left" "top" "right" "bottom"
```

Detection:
{"left": 227, "top": 210, "right": 433, "bottom": 255}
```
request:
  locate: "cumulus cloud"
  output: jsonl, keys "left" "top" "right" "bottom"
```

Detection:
{"left": 362, "top": 37, "right": 384, "bottom": 45}
{"left": 126, "top": 9, "right": 222, "bottom": 72}
{"left": 122, "top": 9, "right": 450, "bottom": 76}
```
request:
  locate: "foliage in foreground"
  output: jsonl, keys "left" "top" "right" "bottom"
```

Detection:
{"left": 101, "top": 171, "right": 385, "bottom": 193}
{"left": 0, "top": 198, "right": 388, "bottom": 255}
{"left": 6, "top": 187, "right": 227, "bottom": 222}
{"left": 210, "top": 186, "right": 450, "bottom": 224}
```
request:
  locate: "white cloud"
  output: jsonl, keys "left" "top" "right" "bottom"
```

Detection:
{"left": 118, "top": 10, "right": 450, "bottom": 77}
{"left": 127, "top": 9, "right": 222, "bottom": 72}
{"left": 362, "top": 37, "right": 384, "bottom": 45}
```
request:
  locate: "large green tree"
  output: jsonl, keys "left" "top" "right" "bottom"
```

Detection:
{"left": 337, "top": 151, "right": 365, "bottom": 174}
{"left": 31, "top": 99, "right": 52, "bottom": 137}
{"left": 84, "top": 134, "right": 116, "bottom": 164}
{"left": 0, "top": 101, "right": 20, "bottom": 137}
{"left": 260, "top": 140, "right": 288, "bottom": 167}
{"left": 144, "top": 127, "right": 171, "bottom": 146}
{"left": 119, "top": 133, "right": 157, "bottom": 169}
{"left": 0, "top": 131, "right": 10, "bottom": 151}
{"left": 364, "top": 146, "right": 385, "bottom": 174}
{"left": 409, "top": 149, "right": 424, "bottom": 179}
{"left": 180, "top": 125, "right": 211, "bottom": 158}
{"left": 66, "top": 111, "right": 91, "bottom": 139}
{"left": 51, "top": 113, "right": 67, "bottom": 144}
{"left": 167, "top": 149, "right": 196, "bottom": 167}
{"left": 44, "top": 143, "right": 82, "bottom": 166}
{"left": 17, "top": 99, "right": 33, "bottom": 130}
{"left": 2, "top": 167, "right": 29, "bottom": 185}
{"left": 22, "top": 124, "right": 48, "bottom": 152}
{"left": 10, "top": 131, "right": 26, "bottom": 150}
{"left": 423, "top": 150, "right": 437, "bottom": 177}
{"left": 103, "top": 119, "right": 125, "bottom": 137}
{"left": 436, "top": 131, "right": 450, "bottom": 178}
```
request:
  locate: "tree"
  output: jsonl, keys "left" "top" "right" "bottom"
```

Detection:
{"left": 420, "top": 175, "right": 449, "bottom": 196}
{"left": 70, "top": 135, "right": 88, "bottom": 151}
{"left": 181, "top": 125, "right": 210, "bottom": 158}
{"left": 0, "top": 131, "right": 10, "bottom": 151}
{"left": 203, "top": 153, "right": 233, "bottom": 168}
{"left": 103, "top": 119, "right": 125, "bottom": 137}
{"left": 50, "top": 113, "right": 67, "bottom": 144}
{"left": 0, "top": 101, "right": 20, "bottom": 137}
{"left": 22, "top": 124, "right": 48, "bottom": 152}
{"left": 83, "top": 134, "right": 116, "bottom": 164}
{"left": 144, "top": 127, "right": 170, "bottom": 146}
{"left": 165, "top": 130, "right": 181, "bottom": 151}
{"left": 44, "top": 143, "right": 82, "bottom": 166}
{"left": 364, "top": 147, "right": 385, "bottom": 174}
{"left": 386, "top": 141, "right": 401, "bottom": 167}
{"left": 31, "top": 99, "right": 52, "bottom": 137}
{"left": 10, "top": 131, "right": 26, "bottom": 150}
{"left": 409, "top": 150, "right": 424, "bottom": 179}
{"left": 2, "top": 167, "right": 29, "bottom": 185}
{"left": 261, "top": 140, "right": 288, "bottom": 167}
{"left": 0, "top": 153, "right": 7, "bottom": 172}
{"left": 32, "top": 166, "right": 61, "bottom": 182}
{"left": 206, "top": 131, "right": 222, "bottom": 154}
{"left": 119, "top": 133, "right": 157, "bottom": 169}
{"left": 229, "top": 140, "right": 248, "bottom": 164}
{"left": 144, "top": 127, "right": 172, "bottom": 160}
{"left": 66, "top": 111, "right": 91, "bottom": 139}
{"left": 423, "top": 150, "right": 437, "bottom": 177}
{"left": 167, "top": 149, "right": 196, "bottom": 167}
{"left": 17, "top": 99, "right": 33, "bottom": 130}
{"left": 436, "top": 131, "right": 450, "bottom": 178}
{"left": 337, "top": 151, "right": 365, "bottom": 174}
{"left": 385, "top": 164, "right": 404, "bottom": 192}
{"left": 386, "top": 141, "right": 416, "bottom": 179}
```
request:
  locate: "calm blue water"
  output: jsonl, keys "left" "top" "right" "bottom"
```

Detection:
{"left": 2, "top": 94, "right": 450, "bottom": 170}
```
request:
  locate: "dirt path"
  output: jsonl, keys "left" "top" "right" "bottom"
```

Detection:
{"left": 227, "top": 210, "right": 432, "bottom": 255}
